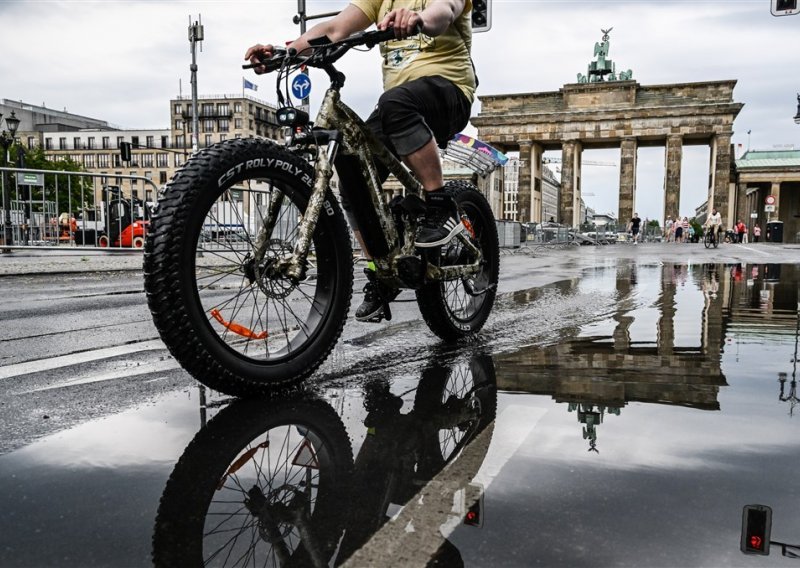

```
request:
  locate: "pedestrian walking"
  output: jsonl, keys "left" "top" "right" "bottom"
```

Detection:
{"left": 736, "top": 219, "right": 746, "bottom": 243}
{"left": 681, "top": 217, "right": 690, "bottom": 243}
{"left": 753, "top": 224, "right": 761, "bottom": 243}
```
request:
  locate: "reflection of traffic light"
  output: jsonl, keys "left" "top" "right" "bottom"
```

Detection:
{"left": 463, "top": 483, "right": 484, "bottom": 527}
{"left": 472, "top": 0, "right": 492, "bottom": 33}
{"left": 464, "top": 499, "right": 482, "bottom": 527}
{"left": 740, "top": 505, "right": 772, "bottom": 555}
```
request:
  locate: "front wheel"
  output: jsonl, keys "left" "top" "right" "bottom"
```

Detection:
{"left": 144, "top": 138, "right": 353, "bottom": 397}
{"left": 416, "top": 182, "right": 499, "bottom": 341}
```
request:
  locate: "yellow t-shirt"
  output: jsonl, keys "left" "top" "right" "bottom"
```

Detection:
{"left": 350, "top": 0, "right": 476, "bottom": 103}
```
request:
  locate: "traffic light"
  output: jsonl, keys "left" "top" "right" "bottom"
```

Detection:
{"left": 472, "top": 0, "right": 492, "bottom": 33}
{"left": 463, "top": 483, "right": 484, "bottom": 527}
{"left": 119, "top": 141, "right": 132, "bottom": 162}
{"left": 771, "top": 0, "right": 799, "bottom": 15}
{"left": 740, "top": 505, "right": 772, "bottom": 555}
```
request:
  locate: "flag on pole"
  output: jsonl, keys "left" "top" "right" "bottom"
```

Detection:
{"left": 243, "top": 77, "right": 258, "bottom": 91}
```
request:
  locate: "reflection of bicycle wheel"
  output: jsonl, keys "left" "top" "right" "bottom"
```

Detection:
{"left": 153, "top": 395, "right": 353, "bottom": 567}
{"left": 414, "top": 354, "right": 497, "bottom": 476}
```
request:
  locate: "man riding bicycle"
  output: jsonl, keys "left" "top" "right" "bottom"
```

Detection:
{"left": 704, "top": 207, "right": 723, "bottom": 244}
{"left": 245, "top": 0, "right": 476, "bottom": 323}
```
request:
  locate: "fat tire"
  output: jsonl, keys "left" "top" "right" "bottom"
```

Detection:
{"left": 144, "top": 138, "right": 353, "bottom": 397}
{"left": 416, "top": 181, "right": 499, "bottom": 341}
{"left": 152, "top": 395, "right": 354, "bottom": 567}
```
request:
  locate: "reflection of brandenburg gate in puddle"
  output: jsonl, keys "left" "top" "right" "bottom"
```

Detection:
{"left": 495, "top": 264, "right": 729, "bottom": 451}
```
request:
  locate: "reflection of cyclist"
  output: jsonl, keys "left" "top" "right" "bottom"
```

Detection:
{"left": 245, "top": 0, "right": 477, "bottom": 323}
{"left": 704, "top": 208, "right": 722, "bottom": 243}
{"left": 152, "top": 354, "right": 496, "bottom": 567}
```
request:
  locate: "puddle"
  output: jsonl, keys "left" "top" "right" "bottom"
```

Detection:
{"left": 1, "top": 261, "right": 798, "bottom": 567}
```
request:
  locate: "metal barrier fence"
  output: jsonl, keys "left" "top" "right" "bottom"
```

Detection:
{"left": 0, "top": 167, "right": 159, "bottom": 250}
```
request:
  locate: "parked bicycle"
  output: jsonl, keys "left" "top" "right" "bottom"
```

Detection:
{"left": 152, "top": 353, "right": 497, "bottom": 567}
{"left": 144, "top": 28, "right": 500, "bottom": 397}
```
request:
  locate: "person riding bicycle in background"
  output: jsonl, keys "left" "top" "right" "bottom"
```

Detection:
{"left": 245, "top": 0, "right": 476, "bottom": 323}
{"left": 704, "top": 207, "right": 723, "bottom": 243}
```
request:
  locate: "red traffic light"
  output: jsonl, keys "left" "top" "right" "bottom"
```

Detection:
{"left": 741, "top": 505, "right": 772, "bottom": 555}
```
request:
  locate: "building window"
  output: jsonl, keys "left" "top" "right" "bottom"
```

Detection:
{"left": 98, "top": 154, "right": 109, "bottom": 168}
{"left": 204, "top": 134, "right": 213, "bottom": 146}
{"left": 130, "top": 172, "right": 138, "bottom": 186}
{"left": 142, "top": 153, "right": 153, "bottom": 167}
{"left": 234, "top": 102, "right": 242, "bottom": 113}
{"left": 73, "top": 137, "right": 81, "bottom": 150}
{"left": 174, "top": 103, "right": 182, "bottom": 114}
{"left": 58, "top": 137, "right": 66, "bottom": 150}
{"left": 131, "top": 136, "right": 139, "bottom": 146}
{"left": 144, "top": 171, "right": 152, "bottom": 181}
{"left": 156, "top": 154, "right": 168, "bottom": 167}
{"left": 114, "top": 155, "right": 122, "bottom": 167}
{"left": 217, "top": 103, "right": 229, "bottom": 116}
{"left": 117, "top": 136, "right": 124, "bottom": 148}
{"left": 175, "top": 155, "right": 184, "bottom": 167}
{"left": 160, "top": 171, "right": 168, "bottom": 184}
{"left": 88, "top": 137, "right": 96, "bottom": 149}
{"left": 146, "top": 136, "right": 154, "bottom": 148}
{"left": 175, "top": 134, "right": 185, "bottom": 148}
{"left": 27, "top": 136, "right": 35, "bottom": 149}
{"left": 219, "top": 119, "right": 229, "bottom": 132}
{"left": 115, "top": 172, "right": 123, "bottom": 185}
{"left": 175, "top": 119, "right": 183, "bottom": 130}
{"left": 203, "top": 119, "right": 214, "bottom": 133}
{"left": 102, "top": 136, "right": 110, "bottom": 149}
{"left": 161, "top": 135, "right": 168, "bottom": 148}
{"left": 220, "top": 134, "right": 227, "bottom": 142}
{"left": 83, "top": 154, "right": 95, "bottom": 168}
{"left": 100, "top": 174, "right": 108, "bottom": 184}
{"left": 234, "top": 118, "right": 243, "bottom": 129}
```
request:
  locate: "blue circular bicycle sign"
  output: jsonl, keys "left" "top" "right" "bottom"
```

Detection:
{"left": 291, "top": 73, "right": 312, "bottom": 100}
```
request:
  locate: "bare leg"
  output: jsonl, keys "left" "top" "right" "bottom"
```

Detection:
{"left": 401, "top": 138, "right": 443, "bottom": 192}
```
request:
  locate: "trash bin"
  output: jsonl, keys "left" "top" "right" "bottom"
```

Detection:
{"left": 766, "top": 220, "right": 784, "bottom": 243}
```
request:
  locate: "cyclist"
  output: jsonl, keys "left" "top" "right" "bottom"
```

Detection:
{"left": 704, "top": 207, "right": 722, "bottom": 245}
{"left": 245, "top": 0, "right": 477, "bottom": 323}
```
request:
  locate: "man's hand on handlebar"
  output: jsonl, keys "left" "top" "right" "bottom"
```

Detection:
{"left": 378, "top": 8, "right": 424, "bottom": 39}
{"left": 244, "top": 43, "right": 278, "bottom": 75}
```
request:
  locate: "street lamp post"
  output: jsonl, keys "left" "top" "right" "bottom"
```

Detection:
{"left": 0, "top": 110, "right": 21, "bottom": 250}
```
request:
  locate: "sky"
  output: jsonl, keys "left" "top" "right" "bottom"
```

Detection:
{"left": 0, "top": 0, "right": 798, "bottom": 222}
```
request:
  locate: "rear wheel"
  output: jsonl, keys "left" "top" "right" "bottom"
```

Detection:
{"left": 416, "top": 181, "right": 499, "bottom": 341}
{"left": 144, "top": 138, "right": 353, "bottom": 397}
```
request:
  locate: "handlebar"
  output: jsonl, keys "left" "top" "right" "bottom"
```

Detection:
{"left": 242, "top": 26, "right": 416, "bottom": 72}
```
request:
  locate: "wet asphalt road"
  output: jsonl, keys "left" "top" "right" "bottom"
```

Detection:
{"left": 1, "top": 243, "right": 799, "bottom": 567}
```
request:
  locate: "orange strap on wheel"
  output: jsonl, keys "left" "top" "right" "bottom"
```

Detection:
{"left": 210, "top": 309, "right": 268, "bottom": 340}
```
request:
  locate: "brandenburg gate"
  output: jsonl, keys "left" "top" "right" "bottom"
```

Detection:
{"left": 471, "top": 30, "right": 744, "bottom": 226}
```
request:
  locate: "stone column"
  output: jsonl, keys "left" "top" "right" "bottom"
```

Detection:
{"left": 618, "top": 138, "right": 638, "bottom": 225}
{"left": 517, "top": 142, "right": 532, "bottom": 223}
{"left": 770, "top": 181, "right": 781, "bottom": 222}
{"left": 663, "top": 135, "right": 682, "bottom": 223}
{"left": 560, "top": 141, "right": 576, "bottom": 226}
{"left": 531, "top": 143, "right": 543, "bottom": 223}
{"left": 708, "top": 134, "right": 732, "bottom": 226}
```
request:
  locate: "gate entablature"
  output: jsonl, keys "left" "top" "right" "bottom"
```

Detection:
{"left": 472, "top": 79, "right": 743, "bottom": 226}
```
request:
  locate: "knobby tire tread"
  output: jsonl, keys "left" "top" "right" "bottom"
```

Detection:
{"left": 144, "top": 138, "right": 353, "bottom": 397}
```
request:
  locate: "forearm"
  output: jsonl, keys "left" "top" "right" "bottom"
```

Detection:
{"left": 290, "top": 5, "right": 370, "bottom": 55}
